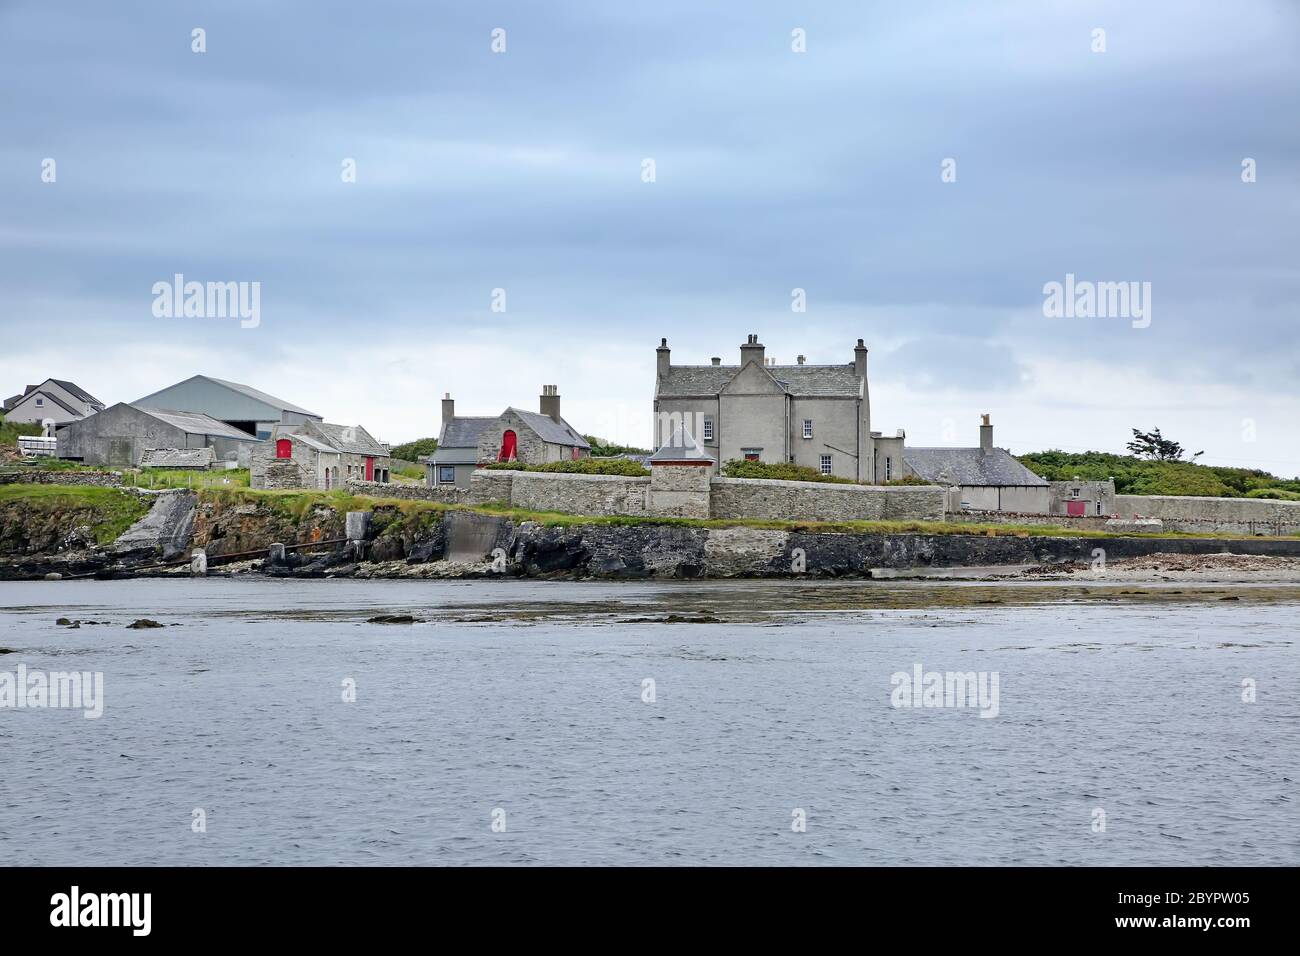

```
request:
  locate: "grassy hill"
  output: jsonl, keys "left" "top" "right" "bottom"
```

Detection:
{"left": 1016, "top": 450, "right": 1300, "bottom": 499}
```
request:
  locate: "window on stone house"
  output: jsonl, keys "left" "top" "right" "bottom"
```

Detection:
{"left": 35, "top": 398, "right": 43, "bottom": 407}
{"left": 1071, "top": 487, "right": 1081, "bottom": 498}
{"left": 702, "top": 416, "right": 714, "bottom": 442}
{"left": 743, "top": 448, "right": 761, "bottom": 462}
{"left": 803, "top": 419, "right": 813, "bottom": 439}
{"left": 820, "top": 454, "right": 832, "bottom": 475}
{"left": 439, "top": 466, "right": 455, "bottom": 484}
{"left": 885, "top": 456, "right": 892, "bottom": 480}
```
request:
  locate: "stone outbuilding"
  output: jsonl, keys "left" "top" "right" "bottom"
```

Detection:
{"left": 56, "top": 403, "right": 259, "bottom": 467}
{"left": 250, "top": 420, "right": 392, "bottom": 490}
{"left": 902, "top": 416, "right": 1050, "bottom": 513}
{"left": 646, "top": 424, "right": 715, "bottom": 519}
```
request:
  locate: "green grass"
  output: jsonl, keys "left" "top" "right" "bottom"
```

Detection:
{"left": 0, "top": 484, "right": 151, "bottom": 544}
{"left": 121, "top": 468, "right": 250, "bottom": 490}
{"left": 0, "top": 411, "right": 44, "bottom": 447}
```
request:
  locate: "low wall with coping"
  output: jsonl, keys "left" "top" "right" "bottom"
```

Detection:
{"left": 345, "top": 479, "right": 467, "bottom": 504}
{"left": 708, "top": 477, "right": 945, "bottom": 522}
{"left": 499, "top": 471, "right": 651, "bottom": 516}
{"left": 0, "top": 469, "right": 123, "bottom": 487}
{"left": 1115, "top": 494, "right": 1300, "bottom": 535}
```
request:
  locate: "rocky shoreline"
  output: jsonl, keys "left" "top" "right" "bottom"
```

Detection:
{"left": 6, "top": 486, "right": 1300, "bottom": 583}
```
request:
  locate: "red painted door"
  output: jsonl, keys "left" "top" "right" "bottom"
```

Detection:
{"left": 275, "top": 438, "right": 292, "bottom": 459}
{"left": 498, "top": 430, "right": 517, "bottom": 462}
{"left": 365, "top": 456, "right": 374, "bottom": 481}
{"left": 1067, "top": 500, "right": 1086, "bottom": 517}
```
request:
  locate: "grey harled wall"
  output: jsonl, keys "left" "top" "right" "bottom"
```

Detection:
{"left": 708, "top": 477, "right": 944, "bottom": 522}
{"left": 1115, "top": 494, "right": 1300, "bottom": 535}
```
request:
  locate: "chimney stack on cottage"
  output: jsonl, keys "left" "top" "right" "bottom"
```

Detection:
{"left": 980, "top": 413, "right": 993, "bottom": 453}
{"left": 540, "top": 384, "right": 562, "bottom": 422}
{"left": 854, "top": 338, "right": 868, "bottom": 379}
{"left": 441, "top": 393, "right": 454, "bottom": 424}
{"left": 710, "top": 356, "right": 721, "bottom": 366}
{"left": 797, "top": 354, "right": 806, "bottom": 365}
{"left": 740, "top": 334, "right": 765, "bottom": 368}
{"left": 657, "top": 337, "right": 671, "bottom": 379}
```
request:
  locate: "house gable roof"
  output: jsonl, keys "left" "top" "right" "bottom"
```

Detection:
{"left": 902, "top": 447, "right": 1047, "bottom": 487}
{"left": 48, "top": 379, "right": 103, "bottom": 407}
{"left": 504, "top": 408, "right": 591, "bottom": 448}
{"left": 649, "top": 424, "right": 714, "bottom": 464}
{"left": 9, "top": 389, "right": 81, "bottom": 418}
{"left": 307, "top": 421, "right": 389, "bottom": 457}
{"left": 656, "top": 363, "right": 862, "bottom": 399}
{"left": 719, "top": 361, "right": 787, "bottom": 396}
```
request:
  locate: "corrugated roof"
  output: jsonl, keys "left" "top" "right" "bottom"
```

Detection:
{"left": 656, "top": 364, "right": 862, "bottom": 398}
{"left": 903, "top": 447, "right": 1047, "bottom": 487}
{"left": 438, "top": 416, "right": 496, "bottom": 449}
{"left": 152, "top": 375, "right": 321, "bottom": 418}
{"left": 133, "top": 406, "right": 260, "bottom": 441}
{"left": 506, "top": 408, "right": 591, "bottom": 448}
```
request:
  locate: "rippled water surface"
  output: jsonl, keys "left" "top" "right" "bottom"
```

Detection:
{"left": 1, "top": 578, "right": 1297, "bottom": 865}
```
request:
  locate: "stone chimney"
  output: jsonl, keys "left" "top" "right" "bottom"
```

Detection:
{"left": 441, "top": 392, "right": 454, "bottom": 424}
{"left": 740, "top": 333, "right": 765, "bottom": 367}
{"left": 711, "top": 356, "right": 721, "bottom": 366}
{"left": 980, "top": 413, "right": 993, "bottom": 453}
{"left": 656, "top": 337, "right": 671, "bottom": 379}
{"left": 796, "top": 355, "right": 806, "bottom": 365}
{"left": 854, "top": 339, "right": 868, "bottom": 379}
{"left": 540, "top": 385, "right": 561, "bottom": 422}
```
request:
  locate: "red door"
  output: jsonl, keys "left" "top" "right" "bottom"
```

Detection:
{"left": 365, "top": 456, "right": 374, "bottom": 481}
{"left": 275, "top": 438, "right": 292, "bottom": 459}
{"left": 1067, "top": 500, "right": 1086, "bottom": 517}
{"left": 498, "top": 430, "right": 517, "bottom": 462}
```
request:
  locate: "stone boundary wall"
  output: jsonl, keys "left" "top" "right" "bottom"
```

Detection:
{"left": 708, "top": 477, "right": 945, "bottom": 522}
{"left": 345, "top": 479, "right": 468, "bottom": 504}
{"left": 0, "top": 469, "right": 123, "bottom": 487}
{"left": 497, "top": 471, "right": 651, "bottom": 516}
{"left": 1115, "top": 494, "right": 1300, "bottom": 535}
{"left": 946, "top": 510, "right": 1118, "bottom": 531}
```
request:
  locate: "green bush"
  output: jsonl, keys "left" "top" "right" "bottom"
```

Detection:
{"left": 721, "top": 459, "right": 856, "bottom": 484}
{"left": 1016, "top": 450, "right": 1300, "bottom": 498}
{"left": 1245, "top": 488, "right": 1300, "bottom": 501}
{"left": 0, "top": 411, "right": 43, "bottom": 446}
{"left": 484, "top": 458, "right": 650, "bottom": 477}
{"left": 389, "top": 437, "right": 438, "bottom": 461}
{"left": 583, "top": 435, "right": 651, "bottom": 457}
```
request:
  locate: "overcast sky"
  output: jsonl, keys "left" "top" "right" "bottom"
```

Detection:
{"left": 2, "top": 1, "right": 1297, "bottom": 472}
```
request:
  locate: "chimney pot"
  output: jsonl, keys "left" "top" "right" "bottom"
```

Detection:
{"left": 796, "top": 355, "right": 806, "bottom": 365}
{"left": 540, "top": 385, "right": 562, "bottom": 422}
{"left": 711, "top": 356, "right": 721, "bottom": 366}
{"left": 979, "top": 414, "right": 993, "bottom": 453}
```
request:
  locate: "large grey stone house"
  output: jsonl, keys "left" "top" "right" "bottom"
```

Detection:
{"left": 425, "top": 387, "right": 590, "bottom": 489}
{"left": 250, "top": 420, "right": 392, "bottom": 490}
{"left": 56, "top": 403, "right": 259, "bottom": 467}
{"left": 3, "top": 378, "right": 105, "bottom": 428}
{"left": 134, "top": 374, "right": 322, "bottom": 440}
{"left": 653, "top": 334, "right": 897, "bottom": 482}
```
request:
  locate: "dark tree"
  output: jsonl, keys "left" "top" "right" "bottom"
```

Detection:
{"left": 1126, "top": 427, "right": 1203, "bottom": 462}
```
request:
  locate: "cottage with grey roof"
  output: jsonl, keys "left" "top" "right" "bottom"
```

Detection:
{"left": 425, "top": 386, "right": 590, "bottom": 489}
{"left": 901, "top": 415, "right": 1050, "bottom": 513}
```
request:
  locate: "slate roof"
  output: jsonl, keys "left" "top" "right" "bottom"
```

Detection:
{"left": 438, "top": 416, "right": 496, "bottom": 449}
{"left": 656, "top": 364, "right": 863, "bottom": 398}
{"left": 649, "top": 424, "right": 714, "bottom": 463}
{"left": 48, "top": 379, "right": 103, "bottom": 407}
{"left": 903, "top": 447, "right": 1047, "bottom": 487}
{"left": 3, "top": 394, "right": 21, "bottom": 410}
{"left": 310, "top": 422, "right": 389, "bottom": 457}
{"left": 140, "top": 447, "right": 216, "bottom": 468}
{"left": 134, "top": 406, "right": 260, "bottom": 441}
{"left": 506, "top": 408, "right": 591, "bottom": 449}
